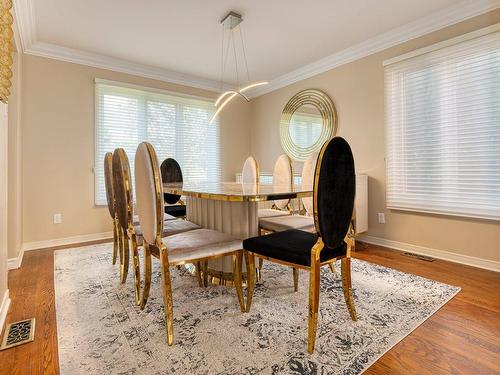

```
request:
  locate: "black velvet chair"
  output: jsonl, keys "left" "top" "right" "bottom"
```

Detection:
{"left": 242, "top": 137, "right": 357, "bottom": 354}
{"left": 160, "top": 158, "right": 187, "bottom": 218}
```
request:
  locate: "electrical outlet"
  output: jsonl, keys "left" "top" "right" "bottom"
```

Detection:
{"left": 53, "top": 213, "right": 62, "bottom": 224}
{"left": 378, "top": 212, "right": 385, "bottom": 224}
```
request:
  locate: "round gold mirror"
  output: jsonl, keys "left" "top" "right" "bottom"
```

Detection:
{"left": 280, "top": 89, "right": 337, "bottom": 161}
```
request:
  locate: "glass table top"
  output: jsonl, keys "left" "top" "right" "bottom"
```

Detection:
{"left": 163, "top": 181, "right": 312, "bottom": 202}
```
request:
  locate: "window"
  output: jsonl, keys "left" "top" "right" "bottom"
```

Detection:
{"left": 385, "top": 28, "right": 500, "bottom": 220}
{"left": 94, "top": 80, "right": 220, "bottom": 205}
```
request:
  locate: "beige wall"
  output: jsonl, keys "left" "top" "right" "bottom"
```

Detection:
{"left": 20, "top": 55, "right": 251, "bottom": 245}
{"left": 251, "top": 10, "right": 500, "bottom": 263}
{"left": 8, "top": 52, "right": 22, "bottom": 260}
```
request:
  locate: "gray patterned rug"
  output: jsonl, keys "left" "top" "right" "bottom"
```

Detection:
{"left": 54, "top": 243, "right": 459, "bottom": 375}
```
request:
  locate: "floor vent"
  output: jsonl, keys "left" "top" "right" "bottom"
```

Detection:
{"left": 1, "top": 318, "right": 36, "bottom": 350}
{"left": 403, "top": 252, "right": 436, "bottom": 262}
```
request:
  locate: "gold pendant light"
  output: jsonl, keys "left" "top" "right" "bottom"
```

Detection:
{"left": 209, "top": 12, "right": 268, "bottom": 124}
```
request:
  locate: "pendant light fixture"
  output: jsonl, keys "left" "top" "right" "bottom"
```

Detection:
{"left": 209, "top": 11, "right": 268, "bottom": 124}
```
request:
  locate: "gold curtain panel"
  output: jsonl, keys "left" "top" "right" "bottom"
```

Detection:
{"left": 0, "top": 0, "right": 13, "bottom": 104}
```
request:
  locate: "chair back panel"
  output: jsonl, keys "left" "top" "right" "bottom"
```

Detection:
{"left": 104, "top": 152, "right": 115, "bottom": 219}
{"left": 135, "top": 142, "right": 164, "bottom": 245}
{"left": 160, "top": 158, "right": 183, "bottom": 204}
{"left": 273, "top": 154, "right": 293, "bottom": 210}
{"left": 301, "top": 152, "right": 318, "bottom": 215}
{"left": 242, "top": 156, "right": 259, "bottom": 184}
{"left": 313, "top": 137, "right": 355, "bottom": 249}
{"left": 112, "top": 148, "right": 134, "bottom": 231}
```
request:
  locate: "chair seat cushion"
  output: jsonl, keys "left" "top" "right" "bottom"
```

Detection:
{"left": 165, "top": 204, "right": 186, "bottom": 217}
{"left": 243, "top": 229, "right": 346, "bottom": 267}
{"left": 259, "top": 215, "right": 315, "bottom": 233}
{"left": 133, "top": 213, "right": 176, "bottom": 225}
{"left": 164, "top": 228, "right": 242, "bottom": 264}
{"left": 135, "top": 219, "right": 200, "bottom": 238}
{"left": 258, "top": 208, "right": 290, "bottom": 219}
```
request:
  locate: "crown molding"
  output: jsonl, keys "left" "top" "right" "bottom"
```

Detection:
{"left": 26, "top": 42, "right": 225, "bottom": 92}
{"left": 13, "top": 0, "right": 36, "bottom": 52}
{"left": 13, "top": 0, "right": 500, "bottom": 97}
{"left": 250, "top": 0, "right": 500, "bottom": 97}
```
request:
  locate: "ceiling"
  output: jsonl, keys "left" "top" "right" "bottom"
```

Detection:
{"left": 14, "top": 0, "right": 500, "bottom": 95}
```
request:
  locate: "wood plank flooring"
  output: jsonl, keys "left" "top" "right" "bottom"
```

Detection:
{"left": 0, "top": 242, "right": 499, "bottom": 374}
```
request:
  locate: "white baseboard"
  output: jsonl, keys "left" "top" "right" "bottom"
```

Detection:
{"left": 7, "top": 247, "right": 24, "bottom": 270}
{"left": 358, "top": 234, "right": 500, "bottom": 273}
{"left": 0, "top": 289, "right": 11, "bottom": 336}
{"left": 23, "top": 231, "right": 113, "bottom": 252}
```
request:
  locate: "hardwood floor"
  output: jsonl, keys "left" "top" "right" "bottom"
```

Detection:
{"left": 0, "top": 242, "right": 499, "bottom": 374}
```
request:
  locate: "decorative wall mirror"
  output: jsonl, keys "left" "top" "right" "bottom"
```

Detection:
{"left": 280, "top": 89, "right": 337, "bottom": 161}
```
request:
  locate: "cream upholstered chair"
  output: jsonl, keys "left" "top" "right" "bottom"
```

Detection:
{"left": 133, "top": 142, "right": 245, "bottom": 345}
{"left": 241, "top": 156, "right": 259, "bottom": 184}
{"left": 112, "top": 148, "right": 137, "bottom": 287}
{"left": 258, "top": 152, "right": 318, "bottom": 233}
{"left": 112, "top": 148, "right": 200, "bottom": 295}
{"left": 104, "top": 152, "right": 120, "bottom": 265}
{"left": 242, "top": 137, "right": 358, "bottom": 354}
{"left": 257, "top": 154, "right": 294, "bottom": 220}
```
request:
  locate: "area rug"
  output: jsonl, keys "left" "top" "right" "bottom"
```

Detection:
{"left": 54, "top": 243, "right": 460, "bottom": 374}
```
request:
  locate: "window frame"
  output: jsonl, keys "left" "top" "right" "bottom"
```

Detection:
{"left": 93, "top": 78, "right": 220, "bottom": 206}
{"left": 383, "top": 24, "right": 500, "bottom": 221}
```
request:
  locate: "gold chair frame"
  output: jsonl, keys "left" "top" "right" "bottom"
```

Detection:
{"left": 243, "top": 138, "right": 357, "bottom": 354}
{"left": 104, "top": 152, "right": 120, "bottom": 266}
{"left": 133, "top": 143, "right": 245, "bottom": 345}
{"left": 112, "top": 149, "right": 141, "bottom": 306}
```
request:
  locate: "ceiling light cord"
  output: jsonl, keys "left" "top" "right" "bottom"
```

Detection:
{"left": 210, "top": 11, "right": 269, "bottom": 125}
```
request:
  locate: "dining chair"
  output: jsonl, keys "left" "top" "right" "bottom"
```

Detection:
{"left": 242, "top": 137, "right": 357, "bottom": 354}
{"left": 104, "top": 152, "right": 120, "bottom": 265}
{"left": 160, "top": 158, "right": 187, "bottom": 218}
{"left": 112, "top": 148, "right": 200, "bottom": 299}
{"left": 112, "top": 148, "right": 136, "bottom": 288}
{"left": 241, "top": 156, "right": 259, "bottom": 184}
{"left": 134, "top": 142, "right": 245, "bottom": 345}
{"left": 257, "top": 154, "right": 294, "bottom": 220}
{"left": 257, "top": 152, "right": 318, "bottom": 234}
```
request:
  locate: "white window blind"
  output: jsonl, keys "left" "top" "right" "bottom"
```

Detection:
{"left": 95, "top": 81, "right": 220, "bottom": 205}
{"left": 385, "top": 29, "right": 500, "bottom": 220}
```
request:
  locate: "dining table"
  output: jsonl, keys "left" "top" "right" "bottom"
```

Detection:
{"left": 163, "top": 181, "right": 313, "bottom": 281}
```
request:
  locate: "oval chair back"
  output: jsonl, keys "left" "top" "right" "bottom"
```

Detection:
{"left": 112, "top": 148, "right": 134, "bottom": 232}
{"left": 135, "top": 142, "right": 164, "bottom": 246}
{"left": 313, "top": 137, "right": 356, "bottom": 249}
{"left": 104, "top": 152, "right": 116, "bottom": 219}
{"left": 301, "top": 152, "right": 318, "bottom": 216}
{"left": 160, "top": 158, "right": 183, "bottom": 205}
{"left": 242, "top": 156, "right": 259, "bottom": 184}
{"left": 273, "top": 154, "right": 293, "bottom": 210}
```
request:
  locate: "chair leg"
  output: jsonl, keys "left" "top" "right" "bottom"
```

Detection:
{"left": 328, "top": 263, "right": 336, "bottom": 274}
{"left": 244, "top": 252, "right": 255, "bottom": 313}
{"left": 341, "top": 257, "right": 357, "bottom": 321}
{"left": 120, "top": 228, "right": 129, "bottom": 284}
{"left": 196, "top": 261, "right": 203, "bottom": 287}
{"left": 159, "top": 246, "right": 174, "bottom": 346}
{"left": 257, "top": 257, "right": 264, "bottom": 281}
{"left": 112, "top": 219, "right": 118, "bottom": 265}
{"left": 233, "top": 252, "right": 245, "bottom": 312}
{"left": 201, "top": 261, "right": 209, "bottom": 287}
{"left": 140, "top": 243, "right": 152, "bottom": 310}
{"left": 130, "top": 232, "right": 141, "bottom": 306}
{"left": 307, "top": 259, "right": 320, "bottom": 354}
{"left": 292, "top": 268, "right": 299, "bottom": 292}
